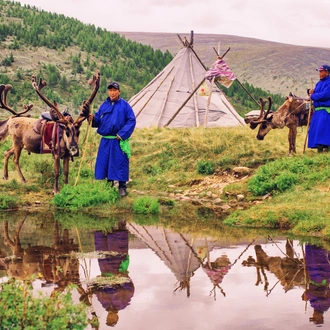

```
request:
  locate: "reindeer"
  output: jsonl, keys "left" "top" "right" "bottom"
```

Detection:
{"left": 245, "top": 95, "right": 311, "bottom": 154}
{"left": 0, "top": 72, "right": 100, "bottom": 193}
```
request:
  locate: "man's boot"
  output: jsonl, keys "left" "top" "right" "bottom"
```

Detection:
{"left": 317, "top": 145, "right": 324, "bottom": 153}
{"left": 118, "top": 181, "right": 127, "bottom": 197}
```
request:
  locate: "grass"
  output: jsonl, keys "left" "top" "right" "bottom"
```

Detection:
{"left": 1, "top": 123, "right": 330, "bottom": 241}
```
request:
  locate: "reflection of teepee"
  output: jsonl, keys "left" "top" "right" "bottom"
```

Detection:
{"left": 129, "top": 32, "right": 245, "bottom": 128}
{"left": 128, "top": 223, "right": 211, "bottom": 296}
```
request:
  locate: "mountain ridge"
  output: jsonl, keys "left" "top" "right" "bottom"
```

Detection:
{"left": 118, "top": 31, "right": 330, "bottom": 98}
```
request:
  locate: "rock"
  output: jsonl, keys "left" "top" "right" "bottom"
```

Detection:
{"left": 220, "top": 204, "right": 231, "bottom": 210}
{"left": 237, "top": 194, "right": 245, "bottom": 201}
{"left": 233, "top": 167, "right": 251, "bottom": 176}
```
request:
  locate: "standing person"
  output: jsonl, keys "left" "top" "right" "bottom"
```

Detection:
{"left": 301, "top": 244, "right": 330, "bottom": 325}
{"left": 308, "top": 64, "right": 330, "bottom": 152}
{"left": 88, "top": 220, "right": 134, "bottom": 328}
{"left": 90, "top": 81, "right": 136, "bottom": 197}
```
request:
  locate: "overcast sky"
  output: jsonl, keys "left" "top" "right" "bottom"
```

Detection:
{"left": 15, "top": 0, "right": 330, "bottom": 48}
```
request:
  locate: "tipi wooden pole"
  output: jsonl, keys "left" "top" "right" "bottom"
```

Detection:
{"left": 165, "top": 78, "right": 205, "bottom": 127}
{"left": 188, "top": 51, "right": 200, "bottom": 127}
{"left": 157, "top": 76, "right": 174, "bottom": 126}
{"left": 204, "top": 77, "right": 214, "bottom": 128}
{"left": 212, "top": 47, "right": 260, "bottom": 108}
{"left": 135, "top": 67, "right": 174, "bottom": 118}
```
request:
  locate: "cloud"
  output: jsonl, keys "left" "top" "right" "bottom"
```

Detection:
{"left": 15, "top": 0, "right": 330, "bottom": 47}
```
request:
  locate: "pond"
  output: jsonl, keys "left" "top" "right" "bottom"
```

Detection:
{"left": 0, "top": 211, "right": 329, "bottom": 329}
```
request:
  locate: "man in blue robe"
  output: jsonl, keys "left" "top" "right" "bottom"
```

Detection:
{"left": 308, "top": 64, "right": 330, "bottom": 152}
{"left": 90, "top": 81, "right": 136, "bottom": 197}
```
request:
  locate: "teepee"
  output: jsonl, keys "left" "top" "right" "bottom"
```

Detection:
{"left": 129, "top": 33, "right": 245, "bottom": 128}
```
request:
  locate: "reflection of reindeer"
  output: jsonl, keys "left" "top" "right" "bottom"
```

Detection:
{"left": 3, "top": 216, "right": 80, "bottom": 290}
{"left": 242, "top": 239, "right": 306, "bottom": 295}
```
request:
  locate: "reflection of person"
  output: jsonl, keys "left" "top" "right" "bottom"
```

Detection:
{"left": 90, "top": 81, "right": 136, "bottom": 197}
{"left": 88, "top": 220, "right": 134, "bottom": 327}
{"left": 308, "top": 64, "right": 330, "bottom": 152}
{"left": 302, "top": 244, "right": 330, "bottom": 325}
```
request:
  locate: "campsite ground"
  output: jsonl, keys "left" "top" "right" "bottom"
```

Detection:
{"left": 1, "top": 125, "right": 330, "bottom": 242}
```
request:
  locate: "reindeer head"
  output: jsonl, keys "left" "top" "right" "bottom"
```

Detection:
{"left": 31, "top": 72, "right": 100, "bottom": 157}
{"left": 246, "top": 97, "right": 273, "bottom": 140}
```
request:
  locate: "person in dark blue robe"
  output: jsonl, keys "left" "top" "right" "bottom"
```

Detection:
{"left": 308, "top": 64, "right": 330, "bottom": 152}
{"left": 92, "top": 220, "right": 134, "bottom": 327}
{"left": 302, "top": 244, "right": 330, "bottom": 325}
{"left": 90, "top": 81, "right": 136, "bottom": 197}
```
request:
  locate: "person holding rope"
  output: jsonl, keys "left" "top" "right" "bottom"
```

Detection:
{"left": 89, "top": 81, "right": 136, "bottom": 197}
{"left": 308, "top": 64, "right": 330, "bottom": 152}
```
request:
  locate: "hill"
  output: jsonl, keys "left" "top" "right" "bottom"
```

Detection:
{"left": 118, "top": 31, "right": 330, "bottom": 98}
{"left": 0, "top": 0, "right": 172, "bottom": 116}
{"left": 0, "top": 1, "right": 328, "bottom": 117}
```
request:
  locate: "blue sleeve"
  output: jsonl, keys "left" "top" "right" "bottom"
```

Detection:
{"left": 311, "top": 79, "right": 330, "bottom": 103}
{"left": 117, "top": 103, "right": 136, "bottom": 140}
{"left": 92, "top": 103, "right": 105, "bottom": 128}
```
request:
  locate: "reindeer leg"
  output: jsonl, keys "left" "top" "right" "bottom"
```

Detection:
{"left": 53, "top": 154, "right": 61, "bottom": 194}
{"left": 288, "top": 126, "right": 297, "bottom": 155}
{"left": 4, "top": 145, "right": 26, "bottom": 182}
{"left": 288, "top": 129, "right": 293, "bottom": 155}
{"left": 292, "top": 126, "right": 297, "bottom": 154}
{"left": 12, "top": 146, "right": 27, "bottom": 182}
{"left": 3, "top": 147, "right": 13, "bottom": 180}
{"left": 63, "top": 157, "right": 70, "bottom": 184}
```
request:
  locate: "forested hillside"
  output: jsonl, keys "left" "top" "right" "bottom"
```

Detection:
{"left": 0, "top": 0, "right": 172, "bottom": 115}
{"left": 0, "top": 0, "right": 284, "bottom": 117}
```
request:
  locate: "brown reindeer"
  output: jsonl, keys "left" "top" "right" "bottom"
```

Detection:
{"left": 245, "top": 95, "right": 311, "bottom": 154}
{"left": 242, "top": 239, "right": 306, "bottom": 295}
{"left": 0, "top": 72, "right": 100, "bottom": 193}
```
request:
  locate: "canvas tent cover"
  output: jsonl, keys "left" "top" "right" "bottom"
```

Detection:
{"left": 129, "top": 44, "right": 245, "bottom": 128}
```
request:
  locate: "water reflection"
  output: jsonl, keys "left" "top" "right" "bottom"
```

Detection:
{"left": 304, "top": 244, "right": 330, "bottom": 325}
{"left": 1, "top": 212, "right": 330, "bottom": 329}
{"left": 80, "top": 220, "right": 134, "bottom": 328}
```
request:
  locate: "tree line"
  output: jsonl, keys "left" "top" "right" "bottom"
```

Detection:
{"left": 0, "top": 0, "right": 284, "bottom": 115}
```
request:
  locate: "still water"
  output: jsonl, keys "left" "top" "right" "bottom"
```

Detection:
{"left": 0, "top": 211, "right": 329, "bottom": 330}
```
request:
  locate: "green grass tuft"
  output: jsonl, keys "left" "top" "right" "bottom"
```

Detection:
{"left": 133, "top": 197, "right": 160, "bottom": 214}
{"left": 53, "top": 181, "right": 118, "bottom": 209}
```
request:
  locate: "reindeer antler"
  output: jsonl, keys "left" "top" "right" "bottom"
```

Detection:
{"left": 250, "top": 97, "right": 268, "bottom": 125}
{"left": 86, "top": 71, "right": 100, "bottom": 105}
{"left": 0, "top": 84, "right": 33, "bottom": 117}
{"left": 263, "top": 96, "right": 272, "bottom": 119}
{"left": 31, "top": 76, "right": 66, "bottom": 123}
{"left": 76, "top": 71, "right": 101, "bottom": 123}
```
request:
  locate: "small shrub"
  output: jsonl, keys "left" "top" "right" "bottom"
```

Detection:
{"left": 196, "top": 160, "right": 215, "bottom": 175}
{"left": 34, "top": 160, "right": 55, "bottom": 184}
{"left": 133, "top": 197, "right": 160, "bottom": 214}
{"left": 275, "top": 173, "right": 298, "bottom": 192}
{"left": 248, "top": 172, "right": 275, "bottom": 195}
{"left": 159, "top": 198, "right": 176, "bottom": 207}
{"left": 142, "top": 165, "right": 162, "bottom": 176}
{"left": 0, "top": 279, "right": 88, "bottom": 329}
{"left": 0, "top": 195, "right": 18, "bottom": 209}
{"left": 53, "top": 181, "right": 118, "bottom": 208}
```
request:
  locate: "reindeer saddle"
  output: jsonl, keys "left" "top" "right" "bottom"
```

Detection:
{"left": 33, "top": 111, "right": 72, "bottom": 154}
